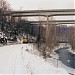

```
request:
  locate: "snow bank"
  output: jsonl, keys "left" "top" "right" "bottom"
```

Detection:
{"left": 23, "top": 52, "right": 68, "bottom": 74}
{"left": 21, "top": 44, "right": 69, "bottom": 74}
{"left": 67, "top": 47, "right": 75, "bottom": 54}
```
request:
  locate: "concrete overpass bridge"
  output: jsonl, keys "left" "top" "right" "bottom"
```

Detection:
{"left": 0, "top": 9, "right": 74, "bottom": 28}
{"left": 0, "top": 9, "right": 75, "bottom": 43}
{"left": 0, "top": 9, "right": 75, "bottom": 25}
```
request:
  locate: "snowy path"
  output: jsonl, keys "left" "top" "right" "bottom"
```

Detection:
{"left": 0, "top": 45, "right": 23, "bottom": 74}
{"left": 0, "top": 44, "right": 30, "bottom": 74}
{"left": 0, "top": 44, "right": 69, "bottom": 74}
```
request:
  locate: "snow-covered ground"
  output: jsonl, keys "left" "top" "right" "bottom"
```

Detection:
{"left": 0, "top": 44, "right": 69, "bottom": 74}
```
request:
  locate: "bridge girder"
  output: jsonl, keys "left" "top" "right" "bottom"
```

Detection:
{"left": 27, "top": 20, "right": 75, "bottom": 25}
{"left": 0, "top": 9, "right": 75, "bottom": 17}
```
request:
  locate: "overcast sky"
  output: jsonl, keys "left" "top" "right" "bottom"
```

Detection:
{"left": 6, "top": 0, "right": 74, "bottom": 10}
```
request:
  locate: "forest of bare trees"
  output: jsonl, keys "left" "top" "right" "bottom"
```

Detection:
{"left": 68, "top": 26, "right": 75, "bottom": 52}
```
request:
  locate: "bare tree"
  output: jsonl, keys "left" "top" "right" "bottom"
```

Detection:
{"left": 0, "top": 0, "right": 12, "bottom": 37}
